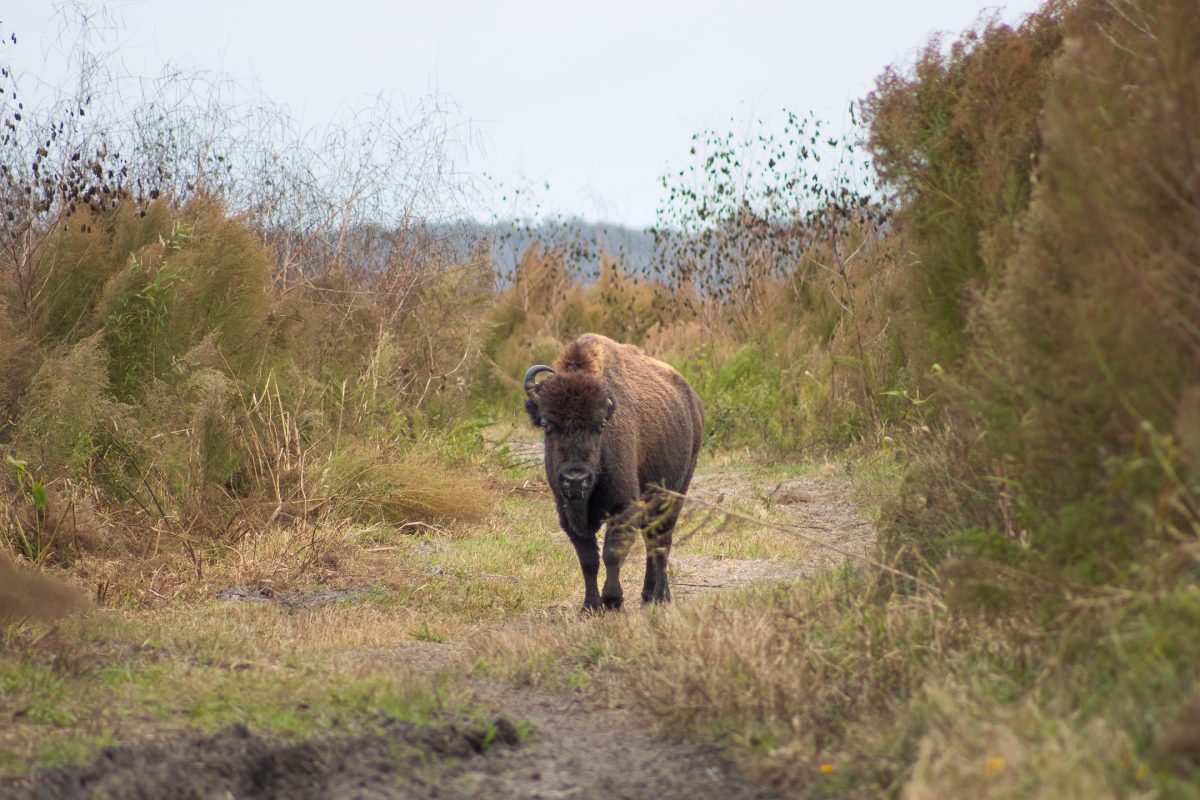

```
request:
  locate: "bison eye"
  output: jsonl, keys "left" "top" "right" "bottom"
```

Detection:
{"left": 543, "top": 422, "right": 558, "bottom": 434}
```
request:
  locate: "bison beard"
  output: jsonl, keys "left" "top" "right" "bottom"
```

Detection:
{"left": 524, "top": 334, "right": 704, "bottom": 611}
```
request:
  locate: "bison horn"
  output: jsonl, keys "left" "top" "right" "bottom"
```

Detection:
{"left": 524, "top": 365, "right": 555, "bottom": 397}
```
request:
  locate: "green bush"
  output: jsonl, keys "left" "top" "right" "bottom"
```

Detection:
{"left": 863, "top": 8, "right": 1063, "bottom": 374}
{"left": 100, "top": 199, "right": 274, "bottom": 400}
{"left": 13, "top": 333, "right": 123, "bottom": 479}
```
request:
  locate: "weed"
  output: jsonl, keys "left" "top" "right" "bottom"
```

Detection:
{"left": 4, "top": 456, "right": 51, "bottom": 563}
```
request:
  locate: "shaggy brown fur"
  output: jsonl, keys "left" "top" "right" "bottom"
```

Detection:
{"left": 525, "top": 333, "right": 703, "bottom": 610}
{"left": 530, "top": 372, "right": 611, "bottom": 432}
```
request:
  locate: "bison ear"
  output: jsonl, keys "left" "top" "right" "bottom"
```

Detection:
{"left": 525, "top": 397, "right": 544, "bottom": 429}
{"left": 604, "top": 394, "right": 616, "bottom": 422}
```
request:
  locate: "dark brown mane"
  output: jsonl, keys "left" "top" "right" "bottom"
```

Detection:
{"left": 536, "top": 371, "right": 608, "bottom": 428}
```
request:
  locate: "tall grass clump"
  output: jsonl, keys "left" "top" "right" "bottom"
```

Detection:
{"left": 2, "top": 197, "right": 496, "bottom": 577}
{"left": 100, "top": 201, "right": 273, "bottom": 400}
{"left": 11, "top": 334, "right": 121, "bottom": 480}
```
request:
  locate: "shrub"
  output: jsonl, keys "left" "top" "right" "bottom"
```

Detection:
{"left": 863, "top": 7, "right": 1064, "bottom": 373}
{"left": 13, "top": 333, "right": 123, "bottom": 479}
{"left": 99, "top": 198, "right": 274, "bottom": 400}
{"left": 872, "top": 0, "right": 1199, "bottom": 582}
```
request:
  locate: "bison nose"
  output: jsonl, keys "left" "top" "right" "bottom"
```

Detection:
{"left": 559, "top": 467, "right": 593, "bottom": 497}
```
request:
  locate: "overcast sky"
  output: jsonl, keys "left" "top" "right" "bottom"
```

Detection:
{"left": 6, "top": 1, "right": 1044, "bottom": 227}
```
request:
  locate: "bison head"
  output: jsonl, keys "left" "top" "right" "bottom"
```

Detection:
{"left": 524, "top": 365, "right": 616, "bottom": 535}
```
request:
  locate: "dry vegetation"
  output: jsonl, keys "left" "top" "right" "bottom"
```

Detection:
{"left": 2, "top": 0, "right": 1199, "bottom": 796}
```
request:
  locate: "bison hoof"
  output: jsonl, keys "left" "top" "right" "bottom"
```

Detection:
{"left": 581, "top": 598, "right": 603, "bottom": 614}
{"left": 601, "top": 594, "right": 624, "bottom": 611}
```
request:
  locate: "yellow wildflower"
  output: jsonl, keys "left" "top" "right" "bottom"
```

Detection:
{"left": 985, "top": 757, "right": 1005, "bottom": 775}
{"left": 820, "top": 763, "right": 834, "bottom": 776}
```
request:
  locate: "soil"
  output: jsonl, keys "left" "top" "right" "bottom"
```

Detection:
{"left": 15, "top": 716, "right": 521, "bottom": 800}
{"left": 14, "top": 463, "right": 874, "bottom": 800}
{"left": 433, "top": 685, "right": 780, "bottom": 800}
{"left": 681, "top": 470, "right": 876, "bottom": 584}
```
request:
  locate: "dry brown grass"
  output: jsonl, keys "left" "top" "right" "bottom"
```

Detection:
{"left": 903, "top": 694, "right": 1132, "bottom": 800}
{"left": 0, "top": 488, "right": 566, "bottom": 775}
{"left": 317, "top": 444, "right": 493, "bottom": 527}
{"left": 471, "top": 575, "right": 947, "bottom": 791}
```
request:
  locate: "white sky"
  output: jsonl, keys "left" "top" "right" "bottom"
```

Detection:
{"left": 6, "top": 0, "right": 1045, "bottom": 227}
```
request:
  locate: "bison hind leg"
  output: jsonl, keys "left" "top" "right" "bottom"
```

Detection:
{"left": 640, "top": 555, "right": 658, "bottom": 604}
{"left": 642, "top": 530, "right": 674, "bottom": 604}
{"left": 641, "top": 491, "right": 682, "bottom": 605}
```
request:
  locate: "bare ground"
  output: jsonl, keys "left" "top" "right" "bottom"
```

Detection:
{"left": 433, "top": 684, "right": 781, "bottom": 800}
{"left": 674, "top": 469, "right": 875, "bottom": 593}
{"left": 15, "top": 464, "right": 875, "bottom": 800}
{"left": 17, "top": 717, "right": 522, "bottom": 800}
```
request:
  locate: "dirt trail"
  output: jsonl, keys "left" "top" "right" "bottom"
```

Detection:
{"left": 502, "top": 435, "right": 875, "bottom": 596}
{"left": 351, "top": 463, "right": 877, "bottom": 800}
{"left": 673, "top": 469, "right": 875, "bottom": 594}
{"left": 433, "top": 684, "right": 780, "bottom": 800}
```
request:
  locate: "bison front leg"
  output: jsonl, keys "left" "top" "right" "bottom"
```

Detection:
{"left": 569, "top": 534, "right": 602, "bottom": 612}
{"left": 600, "top": 530, "right": 627, "bottom": 610}
{"left": 601, "top": 511, "right": 640, "bottom": 610}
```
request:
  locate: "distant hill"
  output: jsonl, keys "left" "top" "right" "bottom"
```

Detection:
{"left": 449, "top": 219, "right": 659, "bottom": 283}
{"left": 257, "top": 218, "right": 659, "bottom": 286}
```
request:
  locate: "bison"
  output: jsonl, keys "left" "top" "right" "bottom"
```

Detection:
{"left": 523, "top": 333, "right": 703, "bottom": 611}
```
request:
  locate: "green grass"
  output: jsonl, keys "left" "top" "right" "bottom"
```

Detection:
{"left": 0, "top": 612, "right": 468, "bottom": 776}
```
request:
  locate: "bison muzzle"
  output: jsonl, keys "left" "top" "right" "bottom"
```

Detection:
{"left": 524, "top": 334, "right": 704, "bottom": 611}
